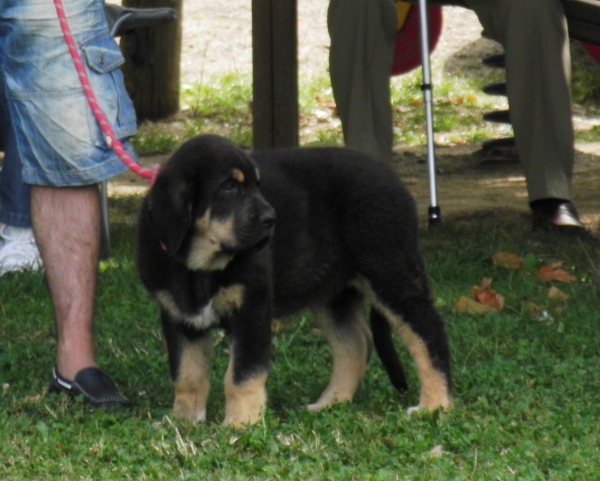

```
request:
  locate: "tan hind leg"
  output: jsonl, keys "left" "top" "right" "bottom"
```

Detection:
{"left": 373, "top": 299, "right": 453, "bottom": 413}
{"left": 307, "top": 289, "right": 373, "bottom": 412}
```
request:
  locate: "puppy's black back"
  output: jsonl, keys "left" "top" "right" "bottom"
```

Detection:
{"left": 252, "top": 147, "right": 422, "bottom": 318}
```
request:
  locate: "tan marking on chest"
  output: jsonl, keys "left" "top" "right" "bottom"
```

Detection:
{"left": 212, "top": 284, "right": 245, "bottom": 316}
{"left": 155, "top": 290, "right": 219, "bottom": 330}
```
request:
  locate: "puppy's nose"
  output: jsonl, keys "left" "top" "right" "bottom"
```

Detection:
{"left": 260, "top": 210, "right": 276, "bottom": 228}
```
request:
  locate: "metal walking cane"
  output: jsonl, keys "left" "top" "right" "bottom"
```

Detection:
{"left": 416, "top": 0, "right": 441, "bottom": 226}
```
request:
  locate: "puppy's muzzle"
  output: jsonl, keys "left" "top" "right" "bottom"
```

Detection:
{"left": 249, "top": 202, "right": 276, "bottom": 252}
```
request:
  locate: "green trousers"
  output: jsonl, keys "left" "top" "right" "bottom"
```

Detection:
{"left": 466, "top": 0, "right": 574, "bottom": 202}
{"left": 328, "top": 0, "right": 397, "bottom": 162}
{"left": 328, "top": 0, "right": 574, "bottom": 202}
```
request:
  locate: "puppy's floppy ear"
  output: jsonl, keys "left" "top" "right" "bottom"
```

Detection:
{"left": 145, "top": 172, "right": 197, "bottom": 256}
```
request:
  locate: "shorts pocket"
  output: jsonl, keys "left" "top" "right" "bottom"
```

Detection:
{"left": 81, "top": 32, "right": 137, "bottom": 148}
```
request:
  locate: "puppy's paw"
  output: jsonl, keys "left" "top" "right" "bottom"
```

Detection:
{"left": 224, "top": 372, "right": 267, "bottom": 428}
{"left": 173, "top": 396, "right": 207, "bottom": 424}
{"left": 306, "top": 401, "right": 325, "bottom": 412}
{"left": 223, "top": 408, "right": 264, "bottom": 429}
{"left": 406, "top": 399, "right": 453, "bottom": 416}
{"left": 306, "top": 388, "right": 352, "bottom": 412}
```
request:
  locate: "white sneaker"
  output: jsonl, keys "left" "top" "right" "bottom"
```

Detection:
{"left": 0, "top": 224, "right": 43, "bottom": 275}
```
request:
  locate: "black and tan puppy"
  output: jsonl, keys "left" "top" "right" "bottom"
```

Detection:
{"left": 137, "top": 134, "right": 452, "bottom": 428}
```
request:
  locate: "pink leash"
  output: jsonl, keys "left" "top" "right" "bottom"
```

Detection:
{"left": 53, "top": 0, "right": 160, "bottom": 186}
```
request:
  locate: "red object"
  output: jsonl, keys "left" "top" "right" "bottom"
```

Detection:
{"left": 392, "top": 6, "right": 443, "bottom": 76}
{"left": 583, "top": 42, "right": 600, "bottom": 64}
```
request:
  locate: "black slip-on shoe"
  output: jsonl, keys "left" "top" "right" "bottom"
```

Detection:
{"left": 48, "top": 367, "right": 132, "bottom": 410}
{"left": 530, "top": 199, "right": 585, "bottom": 231}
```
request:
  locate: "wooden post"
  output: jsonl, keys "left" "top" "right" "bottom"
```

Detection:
{"left": 252, "top": 0, "right": 299, "bottom": 150}
{"left": 120, "top": 0, "right": 182, "bottom": 120}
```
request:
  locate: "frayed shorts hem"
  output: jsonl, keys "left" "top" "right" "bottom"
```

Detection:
{"left": 21, "top": 142, "right": 137, "bottom": 187}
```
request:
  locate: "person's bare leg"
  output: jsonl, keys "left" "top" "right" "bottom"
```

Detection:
{"left": 31, "top": 185, "right": 100, "bottom": 381}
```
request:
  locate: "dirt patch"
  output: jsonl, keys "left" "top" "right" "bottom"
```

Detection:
{"left": 390, "top": 145, "right": 600, "bottom": 229}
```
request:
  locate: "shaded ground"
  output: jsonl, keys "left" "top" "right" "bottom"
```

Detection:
{"left": 110, "top": 4, "right": 600, "bottom": 231}
{"left": 391, "top": 144, "right": 600, "bottom": 230}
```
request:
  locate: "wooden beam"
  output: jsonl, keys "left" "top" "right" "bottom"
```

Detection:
{"left": 252, "top": 0, "right": 298, "bottom": 150}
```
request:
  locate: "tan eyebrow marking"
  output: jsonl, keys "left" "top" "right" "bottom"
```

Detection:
{"left": 255, "top": 168, "right": 261, "bottom": 183}
{"left": 232, "top": 169, "right": 245, "bottom": 183}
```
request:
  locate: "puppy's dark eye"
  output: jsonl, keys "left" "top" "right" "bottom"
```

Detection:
{"left": 221, "top": 180, "right": 238, "bottom": 193}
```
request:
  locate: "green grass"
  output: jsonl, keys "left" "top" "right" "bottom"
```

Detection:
{"left": 390, "top": 67, "right": 506, "bottom": 146}
{"left": 2, "top": 198, "right": 600, "bottom": 479}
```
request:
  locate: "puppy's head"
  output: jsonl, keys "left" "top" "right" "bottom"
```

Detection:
{"left": 144, "top": 135, "right": 276, "bottom": 271}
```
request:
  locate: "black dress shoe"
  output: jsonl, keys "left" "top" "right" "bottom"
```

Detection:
{"left": 48, "top": 367, "right": 132, "bottom": 409}
{"left": 530, "top": 199, "right": 584, "bottom": 231}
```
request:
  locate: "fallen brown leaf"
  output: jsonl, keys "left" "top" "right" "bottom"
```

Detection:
{"left": 491, "top": 252, "right": 524, "bottom": 270}
{"left": 456, "top": 296, "right": 495, "bottom": 315}
{"left": 538, "top": 262, "right": 577, "bottom": 283}
{"left": 548, "top": 286, "right": 570, "bottom": 302}
{"left": 470, "top": 278, "right": 505, "bottom": 311}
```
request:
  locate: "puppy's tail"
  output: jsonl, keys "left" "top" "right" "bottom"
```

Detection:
{"left": 370, "top": 307, "right": 409, "bottom": 393}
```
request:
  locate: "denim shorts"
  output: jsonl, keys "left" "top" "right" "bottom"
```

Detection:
{"left": 0, "top": 0, "right": 137, "bottom": 186}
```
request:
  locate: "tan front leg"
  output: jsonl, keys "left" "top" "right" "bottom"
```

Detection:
{"left": 173, "top": 334, "right": 212, "bottom": 424}
{"left": 223, "top": 359, "right": 268, "bottom": 428}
